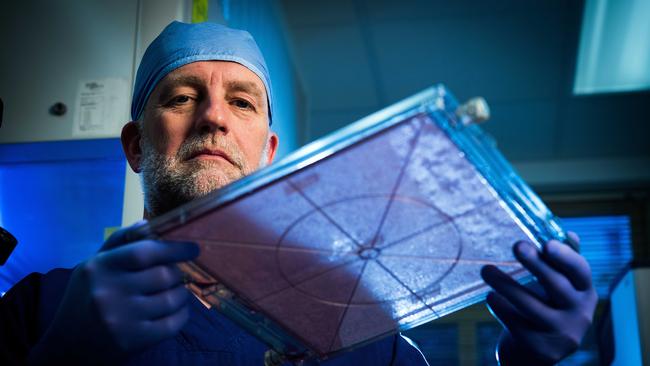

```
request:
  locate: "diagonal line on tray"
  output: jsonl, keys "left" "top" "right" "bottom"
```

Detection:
{"left": 252, "top": 258, "right": 361, "bottom": 303}
{"left": 327, "top": 261, "right": 369, "bottom": 353}
{"left": 378, "top": 199, "right": 502, "bottom": 253}
{"left": 375, "top": 259, "right": 440, "bottom": 318}
{"left": 286, "top": 180, "right": 364, "bottom": 249}
{"left": 369, "top": 123, "right": 424, "bottom": 249}
{"left": 377, "top": 220, "right": 451, "bottom": 251}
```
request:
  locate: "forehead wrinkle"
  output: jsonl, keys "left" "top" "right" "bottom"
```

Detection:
{"left": 159, "top": 74, "right": 205, "bottom": 94}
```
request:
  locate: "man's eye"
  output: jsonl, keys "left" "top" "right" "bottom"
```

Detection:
{"left": 233, "top": 99, "right": 253, "bottom": 110}
{"left": 169, "top": 95, "right": 191, "bottom": 105}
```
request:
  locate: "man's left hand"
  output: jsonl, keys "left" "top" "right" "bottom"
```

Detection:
{"left": 480, "top": 232, "right": 598, "bottom": 365}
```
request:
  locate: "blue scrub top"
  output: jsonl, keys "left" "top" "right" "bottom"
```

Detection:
{"left": 0, "top": 268, "right": 428, "bottom": 365}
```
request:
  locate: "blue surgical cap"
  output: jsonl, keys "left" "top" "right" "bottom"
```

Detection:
{"left": 131, "top": 21, "right": 273, "bottom": 125}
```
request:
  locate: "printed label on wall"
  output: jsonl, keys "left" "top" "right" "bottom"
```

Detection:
{"left": 73, "top": 78, "right": 129, "bottom": 137}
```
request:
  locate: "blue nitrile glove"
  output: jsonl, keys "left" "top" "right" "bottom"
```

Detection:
{"left": 28, "top": 222, "right": 199, "bottom": 365}
{"left": 480, "top": 232, "right": 597, "bottom": 365}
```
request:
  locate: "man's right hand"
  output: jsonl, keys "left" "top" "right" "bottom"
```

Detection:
{"left": 28, "top": 222, "right": 199, "bottom": 365}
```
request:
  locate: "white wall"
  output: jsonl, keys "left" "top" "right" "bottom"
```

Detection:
{"left": 0, "top": 0, "right": 138, "bottom": 143}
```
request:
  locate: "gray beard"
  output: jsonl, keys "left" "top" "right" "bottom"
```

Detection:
{"left": 139, "top": 130, "right": 269, "bottom": 217}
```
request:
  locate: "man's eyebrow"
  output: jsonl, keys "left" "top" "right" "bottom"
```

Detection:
{"left": 157, "top": 75, "right": 204, "bottom": 99}
{"left": 226, "top": 80, "right": 265, "bottom": 102}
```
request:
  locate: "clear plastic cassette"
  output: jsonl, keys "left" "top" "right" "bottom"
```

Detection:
{"left": 126, "top": 85, "right": 567, "bottom": 361}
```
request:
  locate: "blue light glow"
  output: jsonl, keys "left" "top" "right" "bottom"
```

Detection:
{"left": 0, "top": 139, "right": 125, "bottom": 293}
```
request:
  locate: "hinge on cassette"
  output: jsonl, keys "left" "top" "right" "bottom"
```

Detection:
{"left": 455, "top": 97, "right": 490, "bottom": 126}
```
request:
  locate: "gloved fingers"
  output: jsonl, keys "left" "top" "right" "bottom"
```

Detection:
{"left": 542, "top": 240, "right": 593, "bottom": 291}
{"left": 481, "top": 265, "right": 556, "bottom": 329}
{"left": 567, "top": 231, "right": 581, "bottom": 251}
{"left": 142, "top": 304, "right": 191, "bottom": 342}
{"left": 106, "top": 240, "right": 199, "bottom": 271}
{"left": 524, "top": 281, "right": 550, "bottom": 303}
{"left": 124, "top": 265, "right": 185, "bottom": 294}
{"left": 133, "top": 284, "right": 191, "bottom": 320}
{"left": 487, "top": 292, "right": 553, "bottom": 357}
{"left": 486, "top": 291, "right": 533, "bottom": 334}
{"left": 513, "top": 241, "right": 577, "bottom": 307}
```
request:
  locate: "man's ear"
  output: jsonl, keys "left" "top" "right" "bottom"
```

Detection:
{"left": 265, "top": 131, "right": 279, "bottom": 164}
{"left": 121, "top": 121, "right": 143, "bottom": 173}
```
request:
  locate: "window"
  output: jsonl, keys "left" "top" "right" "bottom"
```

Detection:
{"left": 561, "top": 215, "right": 633, "bottom": 298}
{"left": 574, "top": 0, "right": 650, "bottom": 94}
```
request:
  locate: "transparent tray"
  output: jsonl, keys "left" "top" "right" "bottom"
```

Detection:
{"left": 125, "top": 85, "right": 567, "bottom": 362}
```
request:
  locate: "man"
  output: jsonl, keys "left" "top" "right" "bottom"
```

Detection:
{"left": 0, "top": 22, "right": 597, "bottom": 365}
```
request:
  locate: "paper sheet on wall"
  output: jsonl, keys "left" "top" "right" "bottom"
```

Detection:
{"left": 73, "top": 78, "right": 129, "bottom": 137}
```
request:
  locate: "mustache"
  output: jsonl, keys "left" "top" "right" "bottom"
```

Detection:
{"left": 176, "top": 134, "right": 246, "bottom": 170}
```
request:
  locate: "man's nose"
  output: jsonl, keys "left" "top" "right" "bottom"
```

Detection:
{"left": 195, "top": 95, "right": 229, "bottom": 135}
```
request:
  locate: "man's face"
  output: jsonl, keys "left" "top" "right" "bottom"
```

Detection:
{"left": 123, "top": 61, "right": 278, "bottom": 217}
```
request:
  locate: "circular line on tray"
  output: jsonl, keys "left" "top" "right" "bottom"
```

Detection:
{"left": 286, "top": 179, "right": 365, "bottom": 250}
{"left": 275, "top": 195, "right": 463, "bottom": 306}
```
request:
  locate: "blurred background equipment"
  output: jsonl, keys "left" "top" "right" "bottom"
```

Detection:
{"left": 0, "top": 226, "right": 17, "bottom": 266}
{"left": 606, "top": 261, "right": 650, "bottom": 366}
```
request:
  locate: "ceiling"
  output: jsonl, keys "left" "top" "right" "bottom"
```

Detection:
{"left": 279, "top": 0, "right": 650, "bottom": 167}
